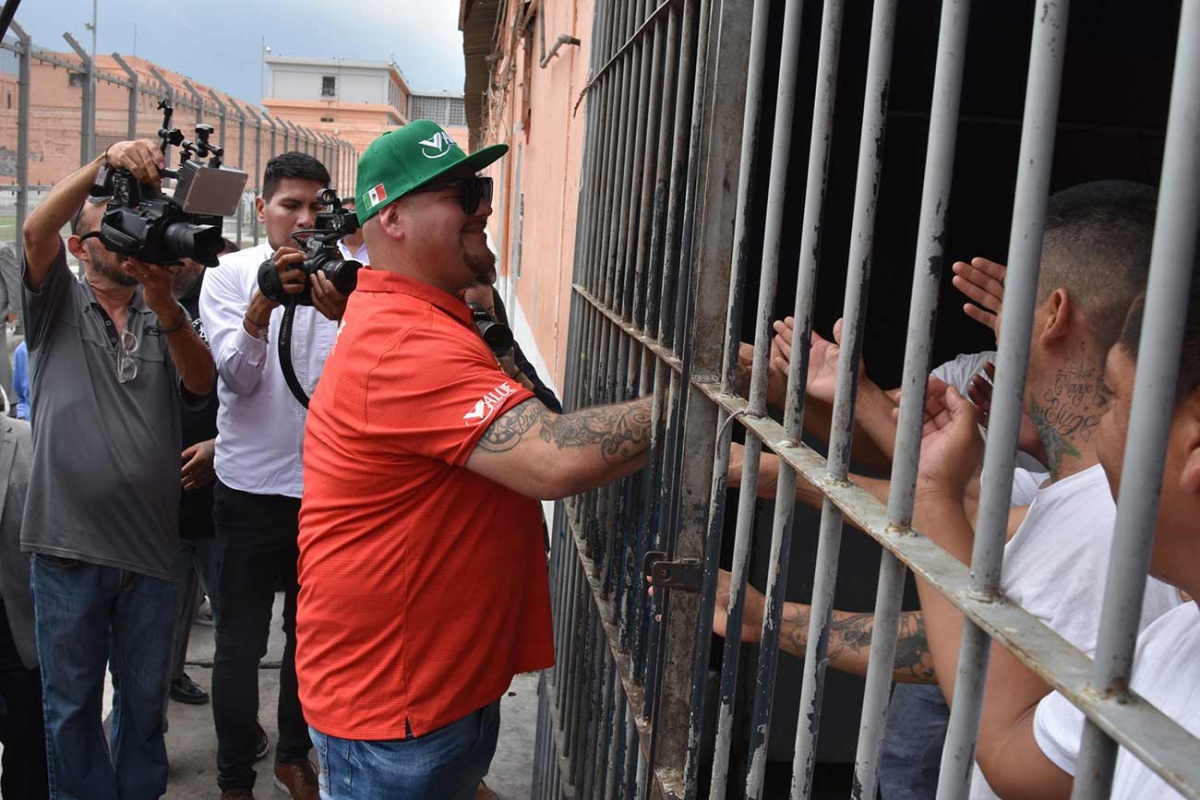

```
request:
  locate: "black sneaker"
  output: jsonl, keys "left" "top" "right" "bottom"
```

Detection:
{"left": 254, "top": 721, "right": 269, "bottom": 762}
{"left": 169, "top": 673, "right": 210, "bottom": 705}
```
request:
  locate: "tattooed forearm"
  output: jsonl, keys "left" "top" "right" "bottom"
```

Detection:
{"left": 477, "top": 396, "right": 655, "bottom": 463}
{"left": 779, "top": 606, "right": 936, "bottom": 684}
{"left": 893, "top": 612, "right": 937, "bottom": 682}
{"left": 539, "top": 396, "right": 654, "bottom": 462}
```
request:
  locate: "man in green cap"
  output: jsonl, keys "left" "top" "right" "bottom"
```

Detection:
{"left": 295, "top": 121, "right": 653, "bottom": 798}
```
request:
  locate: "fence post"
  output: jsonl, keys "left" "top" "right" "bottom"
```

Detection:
{"left": 182, "top": 80, "right": 204, "bottom": 127}
{"left": 11, "top": 21, "right": 29, "bottom": 264}
{"left": 262, "top": 112, "right": 277, "bottom": 158}
{"left": 61, "top": 33, "right": 94, "bottom": 164}
{"left": 111, "top": 53, "right": 139, "bottom": 139}
{"left": 207, "top": 89, "right": 237, "bottom": 245}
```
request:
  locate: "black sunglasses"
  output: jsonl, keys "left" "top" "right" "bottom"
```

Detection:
{"left": 410, "top": 176, "right": 493, "bottom": 214}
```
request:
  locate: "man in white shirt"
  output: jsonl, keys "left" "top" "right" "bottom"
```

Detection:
{"left": 914, "top": 267, "right": 1200, "bottom": 799}
{"left": 199, "top": 152, "right": 346, "bottom": 800}
{"left": 909, "top": 182, "right": 1199, "bottom": 799}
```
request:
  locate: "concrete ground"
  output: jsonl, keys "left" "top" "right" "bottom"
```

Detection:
{"left": 5, "top": 594, "right": 537, "bottom": 799}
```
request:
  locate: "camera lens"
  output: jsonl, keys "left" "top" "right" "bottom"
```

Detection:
{"left": 323, "top": 258, "right": 361, "bottom": 296}
{"left": 163, "top": 221, "right": 224, "bottom": 267}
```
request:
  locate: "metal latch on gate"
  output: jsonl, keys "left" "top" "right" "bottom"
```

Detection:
{"left": 643, "top": 550, "right": 702, "bottom": 592}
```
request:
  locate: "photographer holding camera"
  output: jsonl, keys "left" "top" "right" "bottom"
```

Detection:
{"left": 19, "top": 138, "right": 216, "bottom": 799}
{"left": 198, "top": 152, "right": 344, "bottom": 800}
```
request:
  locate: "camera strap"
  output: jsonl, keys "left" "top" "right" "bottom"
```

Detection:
{"left": 277, "top": 302, "right": 311, "bottom": 409}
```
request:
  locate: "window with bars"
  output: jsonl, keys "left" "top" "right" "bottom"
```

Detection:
{"left": 321, "top": 76, "right": 336, "bottom": 97}
{"left": 408, "top": 95, "right": 466, "bottom": 128}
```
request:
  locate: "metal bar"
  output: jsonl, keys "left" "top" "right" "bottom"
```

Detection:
{"left": 654, "top": 0, "right": 696, "bottom": 348}
{"left": 853, "top": 2, "right": 972, "bottom": 797}
{"left": 704, "top": 0, "right": 783, "bottom": 789}
{"left": 641, "top": 4, "right": 680, "bottom": 339}
{"left": 588, "top": 0, "right": 681, "bottom": 97}
{"left": 791, "top": 2, "right": 892, "bottom": 795}
{"left": 62, "top": 33, "right": 94, "bottom": 164}
{"left": 936, "top": 3, "right": 1070, "bottom": 797}
{"left": 739, "top": 0, "right": 815, "bottom": 793}
{"left": 111, "top": 53, "right": 139, "bottom": 140}
{"left": 1071, "top": 0, "right": 1200, "bottom": 795}
{"left": 12, "top": 22, "right": 29, "bottom": 269}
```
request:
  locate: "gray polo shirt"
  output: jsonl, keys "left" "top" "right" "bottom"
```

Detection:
{"left": 19, "top": 241, "right": 188, "bottom": 581}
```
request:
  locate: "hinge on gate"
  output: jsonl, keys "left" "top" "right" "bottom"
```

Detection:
{"left": 642, "top": 550, "right": 702, "bottom": 592}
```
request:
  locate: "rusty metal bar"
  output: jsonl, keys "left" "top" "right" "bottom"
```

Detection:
{"left": 935, "top": 3, "right": 1069, "bottom": 797}
{"left": 852, "top": 1, "right": 972, "bottom": 798}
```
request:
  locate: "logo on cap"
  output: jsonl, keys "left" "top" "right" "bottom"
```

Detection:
{"left": 367, "top": 183, "right": 388, "bottom": 208}
{"left": 419, "top": 131, "right": 456, "bottom": 160}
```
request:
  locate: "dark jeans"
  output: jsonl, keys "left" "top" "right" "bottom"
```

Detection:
{"left": 0, "top": 599, "right": 49, "bottom": 800}
{"left": 310, "top": 702, "right": 501, "bottom": 800}
{"left": 211, "top": 483, "right": 310, "bottom": 791}
{"left": 30, "top": 554, "right": 177, "bottom": 800}
{"left": 169, "top": 537, "right": 222, "bottom": 683}
{"left": 878, "top": 683, "right": 950, "bottom": 800}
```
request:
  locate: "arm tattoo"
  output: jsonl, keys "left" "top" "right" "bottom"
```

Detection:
{"left": 783, "top": 608, "right": 936, "bottom": 683}
{"left": 540, "top": 396, "right": 653, "bottom": 462}
{"left": 477, "top": 398, "right": 544, "bottom": 453}
{"left": 477, "top": 396, "right": 654, "bottom": 463}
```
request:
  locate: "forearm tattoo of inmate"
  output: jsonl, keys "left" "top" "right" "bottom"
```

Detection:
{"left": 783, "top": 608, "right": 935, "bottom": 682}
{"left": 479, "top": 396, "right": 654, "bottom": 462}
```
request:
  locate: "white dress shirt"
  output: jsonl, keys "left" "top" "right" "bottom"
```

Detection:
{"left": 337, "top": 239, "right": 369, "bottom": 265}
{"left": 199, "top": 242, "right": 339, "bottom": 498}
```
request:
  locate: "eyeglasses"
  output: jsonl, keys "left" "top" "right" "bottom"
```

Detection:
{"left": 116, "top": 329, "right": 138, "bottom": 384}
{"left": 410, "top": 176, "right": 494, "bottom": 215}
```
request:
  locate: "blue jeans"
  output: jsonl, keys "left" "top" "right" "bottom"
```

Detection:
{"left": 31, "top": 554, "right": 177, "bottom": 800}
{"left": 309, "top": 701, "right": 500, "bottom": 800}
{"left": 878, "top": 683, "right": 950, "bottom": 800}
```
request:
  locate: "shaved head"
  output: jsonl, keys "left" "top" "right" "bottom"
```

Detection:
{"left": 1038, "top": 181, "right": 1157, "bottom": 352}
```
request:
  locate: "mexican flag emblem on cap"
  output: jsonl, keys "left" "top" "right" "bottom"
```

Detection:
{"left": 367, "top": 183, "right": 388, "bottom": 209}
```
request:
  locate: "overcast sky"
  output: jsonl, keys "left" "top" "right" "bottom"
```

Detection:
{"left": 13, "top": 0, "right": 466, "bottom": 106}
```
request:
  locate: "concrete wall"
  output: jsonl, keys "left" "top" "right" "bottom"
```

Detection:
{"left": 472, "top": 0, "right": 594, "bottom": 393}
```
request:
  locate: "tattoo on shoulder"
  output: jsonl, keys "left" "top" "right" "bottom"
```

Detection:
{"left": 477, "top": 396, "right": 654, "bottom": 462}
{"left": 477, "top": 398, "right": 544, "bottom": 453}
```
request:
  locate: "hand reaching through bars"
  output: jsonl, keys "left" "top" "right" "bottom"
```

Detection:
{"left": 735, "top": 342, "right": 789, "bottom": 410}
{"left": 914, "top": 386, "right": 984, "bottom": 509}
{"left": 712, "top": 569, "right": 766, "bottom": 643}
{"left": 725, "top": 442, "right": 783, "bottom": 499}
{"left": 967, "top": 362, "right": 1048, "bottom": 465}
{"left": 951, "top": 257, "right": 1006, "bottom": 341}
{"left": 770, "top": 317, "right": 863, "bottom": 405}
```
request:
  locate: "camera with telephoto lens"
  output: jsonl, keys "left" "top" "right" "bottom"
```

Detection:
{"left": 256, "top": 188, "right": 361, "bottom": 307}
{"left": 468, "top": 300, "right": 513, "bottom": 357}
{"left": 87, "top": 100, "right": 248, "bottom": 267}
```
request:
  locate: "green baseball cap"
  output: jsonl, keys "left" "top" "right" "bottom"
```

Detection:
{"left": 355, "top": 120, "right": 508, "bottom": 225}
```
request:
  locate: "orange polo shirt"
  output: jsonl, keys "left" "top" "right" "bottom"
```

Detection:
{"left": 296, "top": 269, "right": 554, "bottom": 740}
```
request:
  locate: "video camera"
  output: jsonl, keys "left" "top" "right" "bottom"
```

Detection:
{"left": 256, "top": 188, "right": 361, "bottom": 306}
{"left": 258, "top": 188, "right": 361, "bottom": 410}
{"left": 89, "top": 100, "right": 248, "bottom": 267}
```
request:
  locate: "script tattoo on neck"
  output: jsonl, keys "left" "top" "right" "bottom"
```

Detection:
{"left": 478, "top": 396, "right": 654, "bottom": 463}
{"left": 1029, "top": 351, "right": 1106, "bottom": 478}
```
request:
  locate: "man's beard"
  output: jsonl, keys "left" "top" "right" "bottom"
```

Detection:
{"left": 464, "top": 240, "right": 496, "bottom": 279}
{"left": 88, "top": 241, "right": 138, "bottom": 287}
